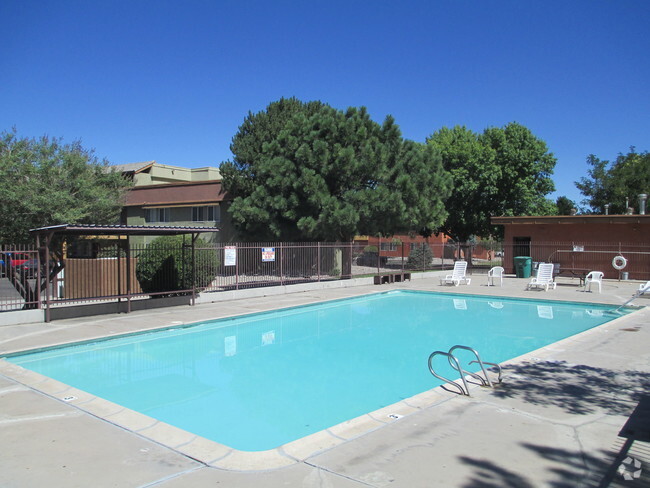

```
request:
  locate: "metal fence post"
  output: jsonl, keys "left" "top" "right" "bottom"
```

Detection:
{"left": 317, "top": 242, "right": 321, "bottom": 281}
{"left": 280, "top": 242, "right": 284, "bottom": 286}
{"left": 235, "top": 244, "right": 240, "bottom": 290}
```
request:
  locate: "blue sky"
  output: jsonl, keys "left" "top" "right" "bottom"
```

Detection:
{"left": 2, "top": 1, "right": 648, "bottom": 205}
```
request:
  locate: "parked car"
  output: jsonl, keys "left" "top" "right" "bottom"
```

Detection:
{"left": 13, "top": 259, "right": 55, "bottom": 279}
{"left": 0, "top": 252, "right": 32, "bottom": 277}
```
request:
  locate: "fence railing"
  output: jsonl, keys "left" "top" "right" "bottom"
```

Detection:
{"left": 1, "top": 240, "right": 648, "bottom": 314}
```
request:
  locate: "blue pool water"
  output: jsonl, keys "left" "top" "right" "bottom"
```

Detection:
{"left": 6, "top": 291, "right": 622, "bottom": 451}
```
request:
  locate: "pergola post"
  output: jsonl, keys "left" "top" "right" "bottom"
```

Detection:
{"left": 44, "top": 233, "right": 52, "bottom": 323}
{"left": 125, "top": 235, "right": 132, "bottom": 314}
{"left": 191, "top": 233, "right": 198, "bottom": 306}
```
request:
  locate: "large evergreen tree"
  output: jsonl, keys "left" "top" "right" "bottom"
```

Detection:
{"left": 0, "top": 129, "right": 132, "bottom": 243}
{"left": 427, "top": 122, "right": 556, "bottom": 240}
{"left": 221, "top": 98, "right": 451, "bottom": 241}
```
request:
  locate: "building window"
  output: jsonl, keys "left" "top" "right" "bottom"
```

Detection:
{"left": 145, "top": 208, "right": 169, "bottom": 223}
{"left": 192, "top": 205, "right": 220, "bottom": 222}
{"left": 380, "top": 242, "right": 397, "bottom": 251}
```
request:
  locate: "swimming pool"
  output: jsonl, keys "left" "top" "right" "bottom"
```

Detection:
{"left": 5, "top": 290, "right": 622, "bottom": 451}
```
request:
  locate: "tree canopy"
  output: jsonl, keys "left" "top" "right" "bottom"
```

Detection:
{"left": 575, "top": 148, "right": 650, "bottom": 214}
{"left": 426, "top": 122, "right": 556, "bottom": 240}
{"left": 555, "top": 196, "right": 576, "bottom": 215}
{"left": 0, "top": 129, "right": 132, "bottom": 243}
{"left": 221, "top": 98, "right": 451, "bottom": 241}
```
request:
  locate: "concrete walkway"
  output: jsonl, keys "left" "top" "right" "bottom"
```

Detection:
{"left": 1, "top": 274, "right": 649, "bottom": 487}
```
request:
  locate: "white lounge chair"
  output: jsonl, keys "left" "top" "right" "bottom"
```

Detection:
{"left": 584, "top": 271, "right": 604, "bottom": 293}
{"left": 527, "top": 263, "right": 556, "bottom": 291}
{"left": 440, "top": 261, "right": 470, "bottom": 286}
{"left": 639, "top": 281, "right": 650, "bottom": 294}
{"left": 487, "top": 266, "right": 504, "bottom": 287}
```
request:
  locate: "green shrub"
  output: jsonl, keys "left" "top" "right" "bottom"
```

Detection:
{"left": 136, "top": 236, "right": 218, "bottom": 295}
{"left": 407, "top": 245, "right": 433, "bottom": 270}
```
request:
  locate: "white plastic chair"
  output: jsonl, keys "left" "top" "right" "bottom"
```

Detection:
{"left": 527, "top": 263, "right": 556, "bottom": 291}
{"left": 487, "top": 266, "right": 504, "bottom": 287}
{"left": 584, "top": 271, "right": 604, "bottom": 293}
{"left": 440, "top": 261, "right": 470, "bottom": 286}
{"left": 639, "top": 281, "right": 650, "bottom": 294}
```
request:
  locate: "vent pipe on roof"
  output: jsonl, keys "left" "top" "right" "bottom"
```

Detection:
{"left": 640, "top": 194, "right": 648, "bottom": 215}
{"left": 570, "top": 208, "right": 577, "bottom": 215}
{"left": 604, "top": 204, "right": 610, "bottom": 215}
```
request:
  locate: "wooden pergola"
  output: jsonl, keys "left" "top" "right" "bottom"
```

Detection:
{"left": 30, "top": 224, "right": 220, "bottom": 321}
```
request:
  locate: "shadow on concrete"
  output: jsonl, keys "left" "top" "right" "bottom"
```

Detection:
{"left": 457, "top": 456, "right": 537, "bottom": 488}
{"left": 458, "top": 364, "right": 650, "bottom": 488}
{"left": 491, "top": 360, "right": 650, "bottom": 416}
{"left": 595, "top": 395, "right": 650, "bottom": 487}
{"left": 459, "top": 443, "right": 621, "bottom": 488}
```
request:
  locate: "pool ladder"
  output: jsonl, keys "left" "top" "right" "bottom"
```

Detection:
{"left": 428, "top": 345, "right": 502, "bottom": 396}
{"left": 610, "top": 284, "right": 649, "bottom": 314}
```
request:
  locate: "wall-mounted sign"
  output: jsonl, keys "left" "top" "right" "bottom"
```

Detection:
{"left": 262, "top": 247, "right": 275, "bottom": 262}
{"left": 224, "top": 246, "right": 237, "bottom": 266}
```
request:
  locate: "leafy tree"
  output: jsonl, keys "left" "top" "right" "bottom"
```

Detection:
{"left": 221, "top": 98, "right": 451, "bottom": 241}
{"left": 556, "top": 196, "right": 576, "bottom": 215}
{"left": 427, "top": 122, "right": 556, "bottom": 241}
{"left": 0, "top": 129, "right": 132, "bottom": 243}
{"left": 575, "top": 148, "right": 650, "bottom": 214}
{"left": 481, "top": 122, "right": 556, "bottom": 217}
{"left": 426, "top": 125, "right": 497, "bottom": 242}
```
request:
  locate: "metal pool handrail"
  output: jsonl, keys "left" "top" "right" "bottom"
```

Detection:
{"left": 448, "top": 345, "right": 494, "bottom": 388}
{"left": 428, "top": 345, "right": 503, "bottom": 396}
{"left": 428, "top": 350, "right": 470, "bottom": 396}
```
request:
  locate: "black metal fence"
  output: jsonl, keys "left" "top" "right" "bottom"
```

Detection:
{"left": 1, "top": 240, "right": 648, "bottom": 314}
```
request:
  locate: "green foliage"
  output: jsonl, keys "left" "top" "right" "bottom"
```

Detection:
{"left": 221, "top": 97, "right": 451, "bottom": 241}
{"left": 363, "top": 245, "right": 378, "bottom": 253}
{"left": 555, "top": 196, "right": 576, "bottom": 215}
{"left": 136, "top": 236, "right": 217, "bottom": 295}
{"left": 533, "top": 198, "right": 561, "bottom": 216}
{"left": 575, "top": 149, "right": 650, "bottom": 214}
{"left": 0, "top": 129, "right": 132, "bottom": 244}
{"left": 427, "top": 122, "right": 556, "bottom": 240}
{"left": 407, "top": 244, "right": 433, "bottom": 270}
{"left": 426, "top": 126, "right": 496, "bottom": 241}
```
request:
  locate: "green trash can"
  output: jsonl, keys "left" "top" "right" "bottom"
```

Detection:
{"left": 514, "top": 256, "right": 532, "bottom": 278}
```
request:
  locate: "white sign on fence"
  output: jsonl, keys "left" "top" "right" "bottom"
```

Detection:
{"left": 261, "top": 247, "right": 275, "bottom": 262}
{"left": 224, "top": 246, "right": 237, "bottom": 266}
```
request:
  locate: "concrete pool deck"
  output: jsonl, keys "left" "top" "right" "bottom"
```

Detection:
{"left": 1, "top": 274, "right": 649, "bottom": 487}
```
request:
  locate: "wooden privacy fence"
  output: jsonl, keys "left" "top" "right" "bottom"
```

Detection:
{"left": 64, "top": 258, "right": 142, "bottom": 299}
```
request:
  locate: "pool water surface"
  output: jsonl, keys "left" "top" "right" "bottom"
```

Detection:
{"left": 5, "top": 290, "right": 622, "bottom": 451}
